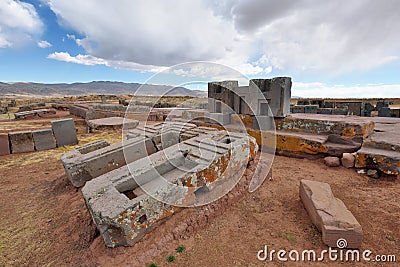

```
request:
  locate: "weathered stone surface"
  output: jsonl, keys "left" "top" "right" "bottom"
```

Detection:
{"left": 324, "top": 157, "right": 340, "bottom": 167}
{"left": 276, "top": 114, "right": 375, "bottom": 140}
{"left": 85, "top": 104, "right": 151, "bottom": 121}
{"left": 127, "top": 122, "right": 197, "bottom": 139}
{"left": 179, "top": 126, "right": 217, "bottom": 141}
{"left": 367, "top": 169, "right": 380, "bottom": 179}
{"left": 300, "top": 179, "right": 363, "bottom": 249}
{"left": 355, "top": 118, "right": 400, "bottom": 175}
{"left": 69, "top": 104, "right": 89, "bottom": 119}
{"left": 18, "top": 102, "right": 45, "bottom": 112}
{"left": 0, "top": 133, "right": 10, "bottom": 156}
{"left": 52, "top": 118, "right": 78, "bottom": 147}
{"left": 378, "top": 107, "right": 391, "bottom": 117}
{"left": 275, "top": 132, "right": 328, "bottom": 159}
{"left": 9, "top": 131, "right": 35, "bottom": 153}
{"left": 87, "top": 117, "right": 139, "bottom": 132}
{"left": 356, "top": 147, "right": 400, "bottom": 176}
{"left": 208, "top": 77, "right": 291, "bottom": 118}
{"left": 82, "top": 131, "right": 258, "bottom": 247}
{"left": 62, "top": 122, "right": 217, "bottom": 187}
{"left": 14, "top": 109, "right": 56, "bottom": 120}
{"left": 32, "top": 129, "right": 56, "bottom": 151}
{"left": 341, "top": 153, "right": 355, "bottom": 168}
{"left": 254, "top": 115, "right": 275, "bottom": 131}
{"left": 51, "top": 102, "right": 70, "bottom": 110}
{"left": 61, "top": 137, "right": 156, "bottom": 187}
{"left": 208, "top": 112, "right": 231, "bottom": 125}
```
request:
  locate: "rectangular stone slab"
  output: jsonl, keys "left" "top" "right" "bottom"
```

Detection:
{"left": 0, "top": 133, "right": 10, "bottom": 156}
{"left": 61, "top": 137, "right": 157, "bottom": 187}
{"left": 32, "top": 129, "right": 56, "bottom": 151}
{"left": 87, "top": 117, "right": 139, "bottom": 132}
{"left": 300, "top": 179, "right": 362, "bottom": 249}
{"left": 52, "top": 118, "right": 78, "bottom": 147}
{"left": 9, "top": 131, "right": 35, "bottom": 153}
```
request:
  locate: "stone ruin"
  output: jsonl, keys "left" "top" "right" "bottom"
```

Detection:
{"left": 86, "top": 117, "right": 139, "bottom": 133}
{"left": 14, "top": 109, "right": 56, "bottom": 120}
{"left": 57, "top": 76, "right": 398, "bottom": 250}
{"left": 291, "top": 99, "right": 400, "bottom": 118}
{"left": 207, "top": 77, "right": 291, "bottom": 127}
{"left": 61, "top": 121, "right": 257, "bottom": 247}
{"left": 0, "top": 118, "right": 78, "bottom": 156}
{"left": 61, "top": 122, "right": 217, "bottom": 187}
{"left": 82, "top": 130, "right": 257, "bottom": 247}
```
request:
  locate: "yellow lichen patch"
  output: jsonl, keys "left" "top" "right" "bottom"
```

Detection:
{"left": 342, "top": 127, "right": 357, "bottom": 138}
{"left": 361, "top": 122, "right": 375, "bottom": 138}
{"left": 356, "top": 153, "right": 400, "bottom": 175}
{"left": 276, "top": 135, "right": 328, "bottom": 155}
{"left": 247, "top": 129, "right": 262, "bottom": 145}
{"left": 192, "top": 152, "right": 232, "bottom": 185}
{"left": 231, "top": 114, "right": 254, "bottom": 128}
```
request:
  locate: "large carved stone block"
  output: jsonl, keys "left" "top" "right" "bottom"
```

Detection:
{"left": 82, "top": 131, "right": 258, "bottom": 247}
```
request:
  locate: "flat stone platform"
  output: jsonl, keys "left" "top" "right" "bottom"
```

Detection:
{"left": 87, "top": 117, "right": 139, "bottom": 132}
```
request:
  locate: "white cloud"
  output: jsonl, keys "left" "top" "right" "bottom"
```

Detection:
{"left": 46, "top": 0, "right": 236, "bottom": 66}
{"left": 47, "top": 51, "right": 165, "bottom": 72}
{"left": 0, "top": 0, "right": 43, "bottom": 48}
{"left": 45, "top": 0, "right": 400, "bottom": 81}
{"left": 37, "top": 40, "right": 52, "bottom": 48}
{"left": 293, "top": 82, "right": 400, "bottom": 98}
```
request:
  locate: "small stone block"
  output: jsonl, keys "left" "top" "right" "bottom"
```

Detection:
{"left": 52, "top": 118, "right": 78, "bottom": 147}
{"left": 9, "top": 131, "right": 35, "bottom": 153}
{"left": 33, "top": 129, "right": 56, "bottom": 151}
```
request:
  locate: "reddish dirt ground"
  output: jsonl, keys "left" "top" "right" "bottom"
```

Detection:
{"left": 0, "top": 114, "right": 399, "bottom": 267}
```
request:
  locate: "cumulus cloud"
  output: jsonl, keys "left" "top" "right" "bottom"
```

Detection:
{"left": 45, "top": 0, "right": 400, "bottom": 78}
{"left": 0, "top": 0, "right": 43, "bottom": 48}
{"left": 242, "top": 0, "right": 400, "bottom": 73}
{"left": 46, "top": 0, "right": 236, "bottom": 66}
{"left": 47, "top": 51, "right": 165, "bottom": 72}
{"left": 37, "top": 40, "right": 52, "bottom": 48}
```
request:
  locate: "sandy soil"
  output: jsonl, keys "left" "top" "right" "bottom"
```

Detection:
{"left": 0, "top": 114, "right": 399, "bottom": 267}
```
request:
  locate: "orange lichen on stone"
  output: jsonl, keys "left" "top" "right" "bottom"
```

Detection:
{"left": 342, "top": 127, "right": 357, "bottom": 137}
{"left": 276, "top": 135, "right": 328, "bottom": 155}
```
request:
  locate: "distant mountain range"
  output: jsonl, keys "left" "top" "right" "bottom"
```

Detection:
{"left": 0, "top": 81, "right": 207, "bottom": 97}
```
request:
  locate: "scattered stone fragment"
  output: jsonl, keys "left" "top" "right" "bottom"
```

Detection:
{"left": 341, "top": 153, "right": 355, "bottom": 168}
{"left": 367, "top": 169, "right": 380, "bottom": 179}
{"left": 300, "top": 179, "right": 363, "bottom": 249}
{"left": 324, "top": 156, "right": 340, "bottom": 167}
{"left": 51, "top": 118, "right": 78, "bottom": 147}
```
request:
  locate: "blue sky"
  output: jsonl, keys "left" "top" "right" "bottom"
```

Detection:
{"left": 0, "top": 0, "right": 400, "bottom": 97}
